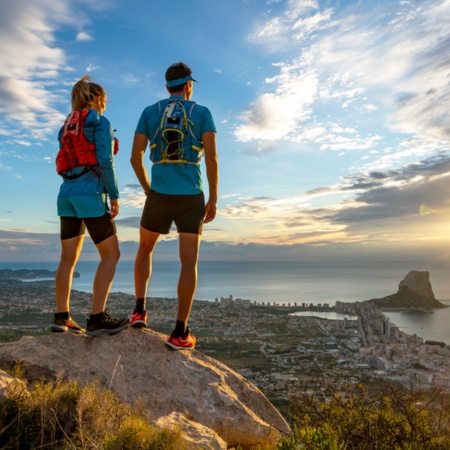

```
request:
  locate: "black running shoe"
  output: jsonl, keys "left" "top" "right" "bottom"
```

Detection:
{"left": 86, "top": 311, "right": 129, "bottom": 336}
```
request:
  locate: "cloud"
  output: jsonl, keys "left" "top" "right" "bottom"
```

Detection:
{"left": 238, "top": 0, "right": 450, "bottom": 151}
{"left": 120, "top": 184, "right": 147, "bottom": 209}
{"left": 86, "top": 64, "right": 99, "bottom": 72}
{"left": 0, "top": 229, "right": 61, "bottom": 260}
{"left": 115, "top": 216, "right": 141, "bottom": 228}
{"left": 219, "top": 154, "right": 450, "bottom": 247}
{"left": 0, "top": 226, "right": 435, "bottom": 264}
{"left": 76, "top": 31, "right": 94, "bottom": 41}
{"left": 234, "top": 62, "right": 318, "bottom": 142}
{"left": 0, "top": 0, "right": 92, "bottom": 138}
{"left": 249, "top": 0, "right": 327, "bottom": 50}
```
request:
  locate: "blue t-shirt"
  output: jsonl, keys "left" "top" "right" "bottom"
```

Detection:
{"left": 57, "top": 110, "right": 119, "bottom": 201}
{"left": 135, "top": 95, "right": 216, "bottom": 195}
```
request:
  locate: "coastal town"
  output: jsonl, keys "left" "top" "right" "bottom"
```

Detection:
{"left": 1, "top": 269, "right": 450, "bottom": 414}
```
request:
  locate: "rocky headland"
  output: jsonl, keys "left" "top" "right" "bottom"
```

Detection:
{"left": 366, "top": 270, "right": 446, "bottom": 310}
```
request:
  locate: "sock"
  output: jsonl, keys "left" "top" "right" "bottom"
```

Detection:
{"left": 175, "top": 320, "right": 186, "bottom": 336}
{"left": 89, "top": 312, "right": 104, "bottom": 323}
{"left": 55, "top": 312, "right": 70, "bottom": 320}
{"left": 135, "top": 298, "right": 145, "bottom": 313}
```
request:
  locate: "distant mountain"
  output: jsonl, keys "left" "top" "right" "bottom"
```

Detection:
{"left": 0, "top": 269, "right": 79, "bottom": 280}
{"left": 366, "top": 270, "right": 446, "bottom": 310}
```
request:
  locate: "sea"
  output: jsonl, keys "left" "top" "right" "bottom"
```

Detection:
{"left": 1, "top": 259, "right": 450, "bottom": 344}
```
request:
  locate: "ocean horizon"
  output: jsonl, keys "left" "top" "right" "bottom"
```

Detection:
{"left": 1, "top": 259, "right": 450, "bottom": 343}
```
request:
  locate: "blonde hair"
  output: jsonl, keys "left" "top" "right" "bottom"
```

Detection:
{"left": 71, "top": 75, "right": 106, "bottom": 110}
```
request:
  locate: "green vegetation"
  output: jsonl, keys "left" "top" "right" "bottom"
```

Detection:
{"left": 278, "top": 382, "right": 450, "bottom": 449}
{"left": 0, "top": 373, "right": 186, "bottom": 450}
{"left": 3, "top": 372, "right": 449, "bottom": 449}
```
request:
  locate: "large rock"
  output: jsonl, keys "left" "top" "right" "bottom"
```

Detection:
{"left": 154, "top": 412, "right": 227, "bottom": 450}
{"left": 399, "top": 270, "right": 435, "bottom": 299}
{"left": 0, "top": 329, "right": 291, "bottom": 448}
{"left": 368, "top": 270, "right": 446, "bottom": 310}
{"left": 0, "top": 368, "right": 27, "bottom": 398}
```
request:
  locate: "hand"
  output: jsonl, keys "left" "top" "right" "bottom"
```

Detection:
{"left": 203, "top": 200, "right": 216, "bottom": 223}
{"left": 110, "top": 199, "right": 120, "bottom": 219}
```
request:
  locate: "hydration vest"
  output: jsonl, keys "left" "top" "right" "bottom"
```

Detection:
{"left": 149, "top": 99, "right": 203, "bottom": 165}
{"left": 56, "top": 110, "right": 119, "bottom": 179}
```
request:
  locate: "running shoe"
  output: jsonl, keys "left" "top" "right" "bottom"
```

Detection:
{"left": 49, "top": 316, "right": 85, "bottom": 334}
{"left": 165, "top": 327, "right": 196, "bottom": 350}
{"left": 86, "top": 311, "right": 129, "bottom": 336}
{"left": 129, "top": 309, "right": 147, "bottom": 328}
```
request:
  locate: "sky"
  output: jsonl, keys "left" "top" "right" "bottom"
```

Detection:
{"left": 1, "top": 0, "right": 450, "bottom": 263}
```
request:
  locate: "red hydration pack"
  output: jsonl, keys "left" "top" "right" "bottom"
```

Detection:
{"left": 56, "top": 109, "right": 98, "bottom": 176}
{"left": 56, "top": 110, "right": 119, "bottom": 178}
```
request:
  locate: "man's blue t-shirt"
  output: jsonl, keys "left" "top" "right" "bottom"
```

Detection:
{"left": 135, "top": 95, "right": 216, "bottom": 195}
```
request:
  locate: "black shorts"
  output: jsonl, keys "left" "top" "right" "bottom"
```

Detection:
{"left": 141, "top": 190, "right": 205, "bottom": 235}
{"left": 60, "top": 213, "right": 117, "bottom": 245}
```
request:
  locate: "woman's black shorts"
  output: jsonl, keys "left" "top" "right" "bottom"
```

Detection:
{"left": 60, "top": 213, "right": 117, "bottom": 245}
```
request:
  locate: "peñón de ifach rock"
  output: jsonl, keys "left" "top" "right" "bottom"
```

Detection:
{"left": 367, "top": 270, "right": 446, "bottom": 310}
{"left": 0, "top": 328, "right": 291, "bottom": 449}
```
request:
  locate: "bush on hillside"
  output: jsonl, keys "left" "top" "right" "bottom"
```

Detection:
{"left": 278, "top": 381, "right": 450, "bottom": 449}
{"left": 0, "top": 374, "right": 186, "bottom": 450}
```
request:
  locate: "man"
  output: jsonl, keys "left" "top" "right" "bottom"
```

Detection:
{"left": 129, "top": 62, "right": 218, "bottom": 350}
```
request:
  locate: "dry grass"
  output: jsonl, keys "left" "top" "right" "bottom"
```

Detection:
{"left": 0, "top": 373, "right": 186, "bottom": 450}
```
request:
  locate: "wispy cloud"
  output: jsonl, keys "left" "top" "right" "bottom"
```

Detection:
{"left": 219, "top": 154, "right": 450, "bottom": 246}
{"left": 224, "top": 0, "right": 450, "bottom": 250}
{"left": 86, "top": 64, "right": 100, "bottom": 72}
{"left": 237, "top": 0, "right": 450, "bottom": 155}
{"left": 0, "top": 0, "right": 76, "bottom": 136}
{"left": 0, "top": 0, "right": 110, "bottom": 140}
{"left": 120, "top": 184, "right": 147, "bottom": 209}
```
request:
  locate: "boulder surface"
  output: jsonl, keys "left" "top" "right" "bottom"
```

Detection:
{"left": 0, "top": 328, "right": 291, "bottom": 448}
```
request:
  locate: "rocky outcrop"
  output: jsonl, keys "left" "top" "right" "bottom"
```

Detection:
{"left": 0, "top": 368, "right": 27, "bottom": 397}
{"left": 0, "top": 329, "right": 291, "bottom": 449}
{"left": 154, "top": 412, "right": 227, "bottom": 449}
{"left": 0, "top": 268, "right": 79, "bottom": 279}
{"left": 368, "top": 270, "right": 446, "bottom": 310}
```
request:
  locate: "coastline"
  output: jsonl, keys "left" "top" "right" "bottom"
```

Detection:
{"left": 2, "top": 280, "right": 450, "bottom": 408}
{"left": 1, "top": 262, "right": 450, "bottom": 343}
{"left": 1, "top": 286, "right": 450, "bottom": 445}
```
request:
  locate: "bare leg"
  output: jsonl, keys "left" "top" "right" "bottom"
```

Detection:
{"left": 91, "top": 234, "right": 120, "bottom": 314}
{"left": 177, "top": 232, "right": 201, "bottom": 324}
{"left": 55, "top": 235, "right": 85, "bottom": 313}
{"left": 134, "top": 226, "right": 160, "bottom": 300}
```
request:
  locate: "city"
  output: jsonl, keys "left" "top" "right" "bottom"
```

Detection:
{"left": 2, "top": 280, "right": 450, "bottom": 414}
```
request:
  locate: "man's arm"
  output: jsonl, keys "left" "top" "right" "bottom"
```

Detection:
{"left": 202, "top": 131, "right": 218, "bottom": 223}
{"left": 130, "top": 132, "right": 151, "bottom": 194}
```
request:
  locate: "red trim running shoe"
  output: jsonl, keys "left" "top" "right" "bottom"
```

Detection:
{"left": 165, "top": 327, "right": 196, "bottom": 350}
{"left": 129, "top": 310, "right": 147, "bottom": 328}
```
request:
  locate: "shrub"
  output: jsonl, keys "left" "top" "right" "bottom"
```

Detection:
{"left": 278, "top": 382, "right": 450, "bottom": 449}
{"left": 0, "top": 374, "right": 185, "bottom": 449}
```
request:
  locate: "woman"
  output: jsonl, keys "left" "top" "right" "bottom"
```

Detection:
{"left": 50, "top": 76, "right": 128, "bottom": 336}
